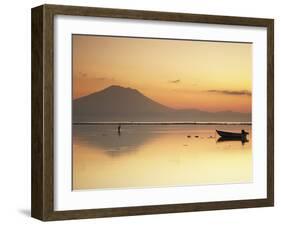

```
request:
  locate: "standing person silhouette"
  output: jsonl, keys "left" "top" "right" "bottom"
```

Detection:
{"left": 118, "top": 124, "right": 121, "bottom": 136}
{"left": 241, "top": 129, "right": 249, "bottom": 144}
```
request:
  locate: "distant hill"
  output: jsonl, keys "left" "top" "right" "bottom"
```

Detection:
{"left": 73, "top": 85, "right": 251, "bottom": 122}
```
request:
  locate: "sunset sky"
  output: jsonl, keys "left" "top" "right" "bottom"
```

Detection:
{"left": 72, "top": 35, "right": 252, "bottom": 113}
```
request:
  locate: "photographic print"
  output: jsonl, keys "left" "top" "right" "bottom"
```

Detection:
{"left": 72, "top": 35, "right": 252, "bottom": 190}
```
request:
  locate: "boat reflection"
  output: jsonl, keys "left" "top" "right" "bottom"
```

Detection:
{"left": 216, "top": 136, "right": 249, "bottom": 145}
{"left": 73, "top": 124, "right": 252, "bottom": 190}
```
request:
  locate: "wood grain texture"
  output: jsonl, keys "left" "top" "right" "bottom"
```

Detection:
{"left": 31, "top": 5, "right": 55, "bottom": 220}
{"left": 31, "top": 4, "right": 274, "bottom": 221}
{"left": 45, "top": 4, "right": 272, "bottom": 26}
{"left": 266, "top": 19, "right": 274, "bottom": 206}
{"left": 31, "top": 5, "right": 44, "bottom": 220}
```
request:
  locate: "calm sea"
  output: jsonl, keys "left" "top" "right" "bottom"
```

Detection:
{"left": 72, "top": 124, "right": 252, "bottom": 190}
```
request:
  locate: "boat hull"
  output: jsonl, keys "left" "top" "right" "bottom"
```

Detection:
{"left": 216, "top": 130, "right": 247, "bottom": 138}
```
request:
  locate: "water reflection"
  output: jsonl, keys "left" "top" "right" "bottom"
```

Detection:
{"left": 73, "top": 125, "right": 160, "bottom": 155}
{"left": 73, "top": 124, "right": 252, "bottom": 190}
{"left": 216, "top": 137, "right": 249, "bottom": 145}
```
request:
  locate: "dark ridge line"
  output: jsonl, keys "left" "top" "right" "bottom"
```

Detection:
{"left": 73, "top": 122, "right": 252, "bottom": 126}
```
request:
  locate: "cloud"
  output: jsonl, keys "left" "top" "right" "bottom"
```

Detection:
{"left": 207, "top": 90, "right": 251, "bottom": 96}
{"left": 79, "top": 72, "right": 88, "bottom": 77}
{"left": 93, "top": 76, "right": 106, "bottom": 81}
{"left": 169, "top": 79, "right": 181, "bottom": 84}
{"left": 78, "top": 72, "right": 112, "bottom": 81}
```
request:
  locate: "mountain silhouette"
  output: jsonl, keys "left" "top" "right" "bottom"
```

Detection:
{"left": 73, "top": 85, "right": 251, "bottom": 122}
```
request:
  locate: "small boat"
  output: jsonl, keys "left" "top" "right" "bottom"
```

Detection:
{"left": 216, "top": 130, "right": 248, "bottom": 139}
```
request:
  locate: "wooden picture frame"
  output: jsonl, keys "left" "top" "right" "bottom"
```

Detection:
{"left": 31, "top": 4, "right": 274, "bottom": 221}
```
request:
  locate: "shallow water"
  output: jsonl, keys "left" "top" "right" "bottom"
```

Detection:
{"left": 73, "top": 124, "right": 252, "bottom": 190}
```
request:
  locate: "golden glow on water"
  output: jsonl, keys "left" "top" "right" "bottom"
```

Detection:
{"left": 73, "top": 125, "right": 252, "bottom": 190}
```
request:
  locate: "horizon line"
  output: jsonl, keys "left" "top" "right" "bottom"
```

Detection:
{"left": 73, "top": 121, "right": 252, "bottom": 126}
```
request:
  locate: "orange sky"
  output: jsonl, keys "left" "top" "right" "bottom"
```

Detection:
{"left": 72, "top": 35, "right": 252, "bottom": 113}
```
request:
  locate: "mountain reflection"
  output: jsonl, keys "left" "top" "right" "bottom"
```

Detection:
{"left": 73, "top": 125, "right": 160, "bottom": 156}
{"left": 73, "top": 124, "right": 252, "bottom": 190}
{"left": 73, "top": 124, "right": 250, "bottom": 156}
